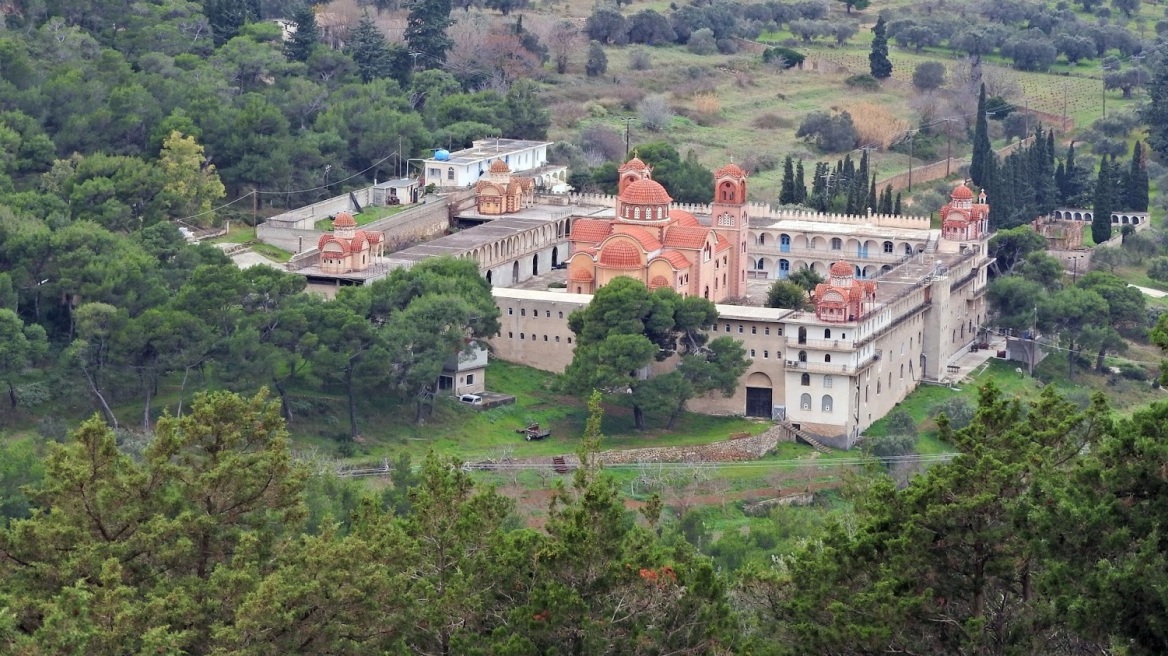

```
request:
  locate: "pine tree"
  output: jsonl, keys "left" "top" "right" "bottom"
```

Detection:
{"left": 779, "top": 155, "right": 795, "bottom": 204}
{"left": 970, "top": 84, "right": 992, "bottom": 187}
{"left": 869, "top": 16, "right": 892, "bottom": 79}
{"left": 405, "top": 0, "right": 454, "bottom": 69}
{"left": 1126, "top": 141, "right": 1149, "bottom": 212}
{"left": 1093, "top": 156, "right": 1114, "bottom": 244}
{"left": 794, "top": 159, "right": 806, "bottom": 203}
{"left": 284, "top": 4, "right": 320, "bottom": 63}
{"left": 347, "top": 13, "right": 397, "bottom": 83}
{"left": 204, "top": 0, "right": 258, "bottom": 46}
{"left": 893, "top": 191, "right": 902, "bottom": 215}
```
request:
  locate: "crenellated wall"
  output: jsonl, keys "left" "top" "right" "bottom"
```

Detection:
{"left": 563, "top": 193, "right": 932, "bottom": 230}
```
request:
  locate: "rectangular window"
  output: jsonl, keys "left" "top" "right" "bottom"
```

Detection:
{"left": 824, "top": 375, "right": 833, "bottom": 388}
{"left": 439, "top": 376, "right": 453, "bottom": 390}
{"left": 765, "top": 327, "right": 771, "bottom": 335}
{"left": 545, "top": 311, "right": 551, "bottom": 318}
{"left": 751, "top": 326, "right": 757, "bottom": 334}
{"left": 750, "top": 349, "right": 756, "bottom": 357}
{"left": 763, "top": 350, "right": 769, "bottom": 358}
{"left": 520, "top": 309, "right": 526, "bottom": 316}
{"left": 466, "top": 374, "right": 474, "bottom": 385}
{"left": 507, "top": 308, "right": 513, "bottom": 315}
{"left": 738, "top": 325, "right": 744, "bottom": 333}
{"left": 725, "top": 324, "right": 731, "bottom": 332}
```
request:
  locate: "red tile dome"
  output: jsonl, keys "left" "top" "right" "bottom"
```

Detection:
{"left": 598, "top": 239, "right": 643, "bottom": 268}
{"left": 830, "top": 261, "right": 853, "bottom": 277}
{"left": 715, "top": 163, "right": 746, "bottom": 178}
{"left": 568, "top": 267, "right": 594, "bottom": 281}
{"left": 619, "top": 178, "right": 672, "bottom": 206}
{"left": 649, "top": 275, "right": 671, "bottom": 289}
{"left": 951, "top": 183, "right": 974, "bottom": 201}
{"left": 489, "top": 159, "right": 511, "bottom": 174}
{"left": 333, "top": 212, "right": 356, "bottom": 228}
{"left": 622, "top": 156, "right": 647, "bottom": 171}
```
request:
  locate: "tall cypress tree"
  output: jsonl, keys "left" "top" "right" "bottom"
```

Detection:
{"left": 284, "top": 5, "right": 320, "bottom": 63}
{"left": 779, "top": 155, "right": 795, "bottom": 204}
{"left": 869, "top": 16, "right": 892, "bottom": 79}
{"left": 970, "top": 84, "right": 992, "bottom": 187}
{"left": 879, "top": 184, "right": 893, "bottom": 214}
{"left": 405, "top": 0, "right": 454, "bottom": 68}
{"left": 1126, "top": 141, "right": 1149, "bottom": 212}
{"left": 794, "top": 159, "right": 806, "bottom": 203}
{"left": 1032, "top": 128, "right": 1057, "bottom": 216}
{"left": 893, "top": 191, "right": 902, "bottom": 215}
{"left": 1093, "top": 156, "right": 1114, "bottom": 244}
{"left": 1141, "top": 59, "right": 1168, "bottom": 161}
{"left": 867, "top": 174, "right": 877, "bottom": 214}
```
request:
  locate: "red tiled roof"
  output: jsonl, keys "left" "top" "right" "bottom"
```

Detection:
{"left": 489, "top": 159, "right": 511, "bottom": 173}
{"left": 568, "top": 267, "right": 594, "bottom": 281}
{"left": 365, "top": 231, "right": 383, "bottom": 243}
{"left": 649, "top": 275, "right": 671, "bottom": 289}
{"left": 318, "top": 236, "right": 350, "bottom": 254}
{"left": 621, "top": 157, "right": 648, "bottom": 171}
{"left": 570, "top": 218, "right": 612, "bottom": 243}
{"left": 333, "top": 212, "right": 356, "bottom": 228}
{"left": 830, "top": 261, "right": 852, "bottom": 277}
{"left": 951, "top": 183, "right": 974, "bottom": 200}
{"left": 714, "top": 234, "right": 732, "bottom": 252}
{"left": 619, "top": 179, "right": 672, "bottom": 205}
{"left": 654, "top": 249, "right": 691, "bottom": 270}
{"left": 612, "top": 227, "right": 662, "bottom": 252}
{"left": 669, "top": 209, "right": 700, "bottom": 227}
{"left": 714, "top": 163, "right": 746, "bottom": 178}
{"left": 662, "top": 226, "right": 709, "bottom": 250}
{"left": 475, "top": 180, "right": 501, "bottom": 192}
{"left": 350, "top": 232, "right": 367, "bottom": 251}
{"left": 598, "top": 240, "right": 642, "bottom": 268}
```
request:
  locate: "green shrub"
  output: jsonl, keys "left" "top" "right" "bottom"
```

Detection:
{"left": 1119, "top": 363, "right": 1149, "bottom": 381}
{"left": 1148, "top": 256, "right": 1168, "bottom": 282}
{"left": 844, "top": 73, "right": 880, "bottom": 91}
{"left": 928, "top": 397, "right": 974, "bottom": 430}
{"left": 762, "top": 46, "right": 805, "bottom": 69}
{"left": 885, "top": 409, "right": 917, "bottom": 437}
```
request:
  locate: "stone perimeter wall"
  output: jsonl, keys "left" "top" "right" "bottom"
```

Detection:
{"left": 259, "top": 196, "right": 450, "bottom": 254}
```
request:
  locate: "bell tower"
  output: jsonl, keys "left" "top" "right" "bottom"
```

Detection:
{"left": 711, "top": 163, "right": 749, "bottom": 298}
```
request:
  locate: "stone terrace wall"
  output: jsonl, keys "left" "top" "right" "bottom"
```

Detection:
{"left": 264, "top": 187, "right": 376, "bottom": 230}
{"left": 258, "top": 197, "right": 449, "bottom": 254}
{"left": 564, "top": 193, "right": 931, "bottom": 230}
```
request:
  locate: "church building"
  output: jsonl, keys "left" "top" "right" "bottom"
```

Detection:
{"left": 317, "top": 212, "right": 384, "bottom": 274}
{"left": 565, "top": 158, "right": 750, "bottom": 301}
{"left": 474, "top": 159, "right": 535, "bottom": 215}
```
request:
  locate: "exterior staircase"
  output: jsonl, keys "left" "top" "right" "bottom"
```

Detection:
{"left": 552, "top": 456, "right": 569, "bottom": 474}
{"left": 781, "top": 421, "right": 834, "bottom": 454}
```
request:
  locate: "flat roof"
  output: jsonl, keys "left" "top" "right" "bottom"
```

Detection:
{"left": 752, "top": 219, "right": 935, "bottom": 240}
{"left": 425, "top": 139, "right": 552, "bottom": 167}
{"left": 374, "top": 178, "right": 417, "bottom": 188}
{"left": 492, "top": 286, "right": 794, "bottom": 322}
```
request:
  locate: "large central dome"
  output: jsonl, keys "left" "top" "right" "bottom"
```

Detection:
{"left": 619, "top": 178, "right": 672, "bottom": 205}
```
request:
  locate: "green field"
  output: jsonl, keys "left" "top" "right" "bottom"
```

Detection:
{"left": 314, "top": 205, "right": 408, "bottom": 231}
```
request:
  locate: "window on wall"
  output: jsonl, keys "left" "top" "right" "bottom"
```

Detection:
{"left": 558, "top": 311, "right": 563, "bottom": 318}
{"left": 824, "top": 329, "right": 831, "bottom": 338}
{"left": 447, "top": 167, "right": 454, "bottom": 180}
{"left": 831, "top": 238, "right": 842, "bottom": 250}
{"left": 801, "top": 393, "right": 812, "bottom": 410}
{"left": 821, "top": 395, "right": 833, "bottom": 412}
{"left": 900, "top": 363, "right": 904, "bottom": 379}
{"left": 725, "top": 324, "right": 731, "bottom": 332}
{"left": 467, "top": 374, "right": 475, "bottom": 385}
{"left": 520, "top": 309, "right": 525, "bottom": 316}
{"left": 801, "top": 373, "right": 810, "bottom": 386}
{"left": 883, "top": 241, "right": 894, "bottom": 253}
{"left": 751, "top": 326, "right": 757, "bottom": 334}
{"left": 824, "top": 375, "right": 833, "bottom": 388}
{"left": 763, "top": 350, "right": 769, "bottom": 358}
{"left": 555, "top": 336, "right": 560, "bottom": 342}
{"left": 738, "top": 325, "right": 744, "bottom": 333}
{"left": 546, "top": 311, "right": 551, "bottom": 318}
{"left": 750, "top": 349, "right": 756, "bottom": 357}
{"left": 765, "top": 327, "right": 770, "bottom": 335}
{"left": 507, "top": 308, "right": 513, "bottom": 315}
{"left": 824, "top": 354, "right": 831, "bottom": 363}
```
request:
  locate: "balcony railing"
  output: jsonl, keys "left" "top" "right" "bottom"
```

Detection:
{"left": 751, "top": 245, "right": 911, "bottom": 263}
{"left": 786, "top": 350, "right": 880, "bottom": 375}
{"left": 788, "top": 337, "right": 856, "bottom": 350}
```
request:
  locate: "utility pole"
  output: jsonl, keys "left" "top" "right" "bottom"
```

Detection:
{"left": 620, "top": 117, "right": 634, "bottom": 156}
{"left": 941, "top": 117, "right": 957, "bottom": 176}
{"left": 906, "top": 130, "right": 918, "bottom": 192}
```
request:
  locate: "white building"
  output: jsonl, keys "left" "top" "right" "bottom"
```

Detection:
{"left": 423, "top": 138, "right": 551, "bottom": 189}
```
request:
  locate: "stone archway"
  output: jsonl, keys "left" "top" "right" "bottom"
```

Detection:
{"left": 532, "top": 253, "right": 539, "bottom": 276}
{"left": 551, "top": 246, "right": 559, "bottom": 267}
{"left": 486, "top": 270, "right": 493, "bottom": 285}
{"left": 512, "top": 260, "right": 520, "bottom": 284}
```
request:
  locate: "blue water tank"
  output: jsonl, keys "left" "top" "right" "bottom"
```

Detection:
{"left": 434, "top": 149, "right": 451, "bottom": 161}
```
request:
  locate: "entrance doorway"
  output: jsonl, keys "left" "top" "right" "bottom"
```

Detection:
{"left": 551, "top": 246, "right": 558, "bottom": 267}
{"left": 532, "top": 254, "right": 539, "bottom": 276}
{"left": 512, "top": 260, "right": 519, "bottom": 284}
{"left": 746, "top": 387, "right": 773, "bottom": 418}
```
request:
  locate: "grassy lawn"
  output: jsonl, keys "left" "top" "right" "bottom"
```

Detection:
{"left": 206, "top": 221, "right": 293, "bottom": 262}
{"left": 314, "top": 205, "right": 408, "bottom": 231}
{"left": 290, "top": 360, "right": 771, "bottom": 463}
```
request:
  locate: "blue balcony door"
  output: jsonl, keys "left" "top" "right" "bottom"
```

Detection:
{"left": 780, "top": 234, "right": 791, "bottom": 253}
{"left": 779, "top": 259, "right": 790, "bottom": 279}
{"left": 858, "top": 243, "right": 868, "bottom": 258}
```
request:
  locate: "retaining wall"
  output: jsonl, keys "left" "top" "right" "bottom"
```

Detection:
{"left": 258, "top": 197, "right": 450, "bottom": 254}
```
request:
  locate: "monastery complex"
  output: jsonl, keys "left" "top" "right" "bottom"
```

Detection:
{"left": 293, "top": 140, "right": 992, "bottom": 449}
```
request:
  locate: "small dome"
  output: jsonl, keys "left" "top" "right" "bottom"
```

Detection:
{"left": 622, "top": 157, "right": 647, "bottom": 171}
{"left": 649, "top": 275, "right": 671, "bottom": 289}
{"left": 333, "top": 212, "right": 356, "bottom": 228}
{"left": 619, "top": 178, "right": 672, "bottom": 206}
{"left": 830, "top": 261, "right": 853, "bottom": 277}
{"left": 715, "top": 163, "right": 746, "bottom": 178}
{"left": 598, "top": 240, "right": 643, "bottom": 268}
{"left": 951, "top": 183, "right": 974, "bottom": 201}
{"left": 489, "top": 159, "right": 511, "bottom": 174}
{"left": 568, "top": 267, "right": 594, "bottom": 281}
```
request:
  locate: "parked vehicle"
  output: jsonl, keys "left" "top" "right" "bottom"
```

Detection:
{"left": 459, "top": 394, "right": 483, "bottom": 406}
